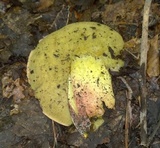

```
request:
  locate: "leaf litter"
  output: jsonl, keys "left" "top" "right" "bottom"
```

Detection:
{"left": 0, "top": 0, "right": 160, "bottom": 147}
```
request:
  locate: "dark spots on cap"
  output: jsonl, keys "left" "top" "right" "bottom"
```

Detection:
{"left": 49, "top": 68, "right": 52, "bottom": 71}
{"left": 97, "top": 23, "right": 101, "bottom": 26}
{"left": 55, "top": 49, "right": 59, "bottom": 53}
{"left": 33, "top": 79, "right": 35, "bottom": 82}
{"left": 65, "top": 54, "right": 70, "bottom": 59}
{"left": 109, "top": 46, "right": 115, "bottom": 58}
{"left": 76, "top": 92, "right": 81, "bottom": 98}
{"left": 30, "top": 70, "right": 34, "bottom": 74}
{"left": 57, "top": 84, "right": 60, "bottom": 89}
{"left": 97, "top": 78, "right": 100, "bottom": 86}
{"left": 92, "top": 32, "right": 96, "bottom": 39}
{"left": 81, "top": 32, "right": 89, "bottom": 40}
{"left": 84, "top": 91, "right": 87, "bottom": 95}
{"left": 84, "top": 35, "right": 89, "bottom": 40}
{"left": 57, "top": 100, "right": 61, "bottom": 104}
{"left": 77, "top": 83, "right": 80, "bottom": 88}
{"left": 90, "top": 70, "right": 92, "bottom": 73}
{"left": 99, "top": 33, "right": 102, "bottom": 37}
{"left": 73, "top": 29, "right": 79, "bottom": 33}
{"left": 54, "top": 66, "right": 58, "bottom": 72}
{"left": 101, "top": 71, "right": 105, "bottom": 74}
{"left": 57, "top": 93, "right": 61, "bottom": 96}
{"left": 110, "top": 28, "right": 114, "bottom": 31}
{"left": 90, "top": 26, "right": 96, "bottom": 30}
{"left": 103, "top": 53, "right": 108, "bottom": 57}
{"left": 73, "top": 84, "right": 76, "bottom": 88}
{"left": 63, "top": 88, "right": 66, "bottom": 92}
{"left": 44, "top": 53, "right": 48, "bottom": 59}
{"left": 74, "top": 55, "right": 80, "bottom": 58}
{"left": 53, "top": 53, "right": 59, "bottom": 57}
{"left": 39, "top": 90, "right": 43, "bottom": 93}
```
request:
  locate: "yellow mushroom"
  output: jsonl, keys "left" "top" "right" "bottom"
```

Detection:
{"left": 27, "top": 22, "right": 124, "bottom": 135}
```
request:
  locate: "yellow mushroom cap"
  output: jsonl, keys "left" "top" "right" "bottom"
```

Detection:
{"left": 27, "top": 22, "right": 124, "bottom": 126}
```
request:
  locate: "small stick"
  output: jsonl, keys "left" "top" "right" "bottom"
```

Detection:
{"left": 140, "top": 0, "right": 152, "bottom": 146}
{"left": 118, "top": 77, "right": 133, "bottom": 148}
{"left": 52, "top": 121, "right": 58, "bottom": 148}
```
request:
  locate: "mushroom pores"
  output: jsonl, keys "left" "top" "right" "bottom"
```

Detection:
{"left": 27, "top": 22, "right": 124, "bottom": 127}
{"left": 69, "top": 55, "right": 115, "bottom": 117}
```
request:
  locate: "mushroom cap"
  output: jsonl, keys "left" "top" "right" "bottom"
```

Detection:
{"left": 27, "top": 22, "right": 124, "bottom": 126}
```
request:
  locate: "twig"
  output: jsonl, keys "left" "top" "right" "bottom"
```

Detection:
{"left": 118, "top": 77, "right": 133, "bottom": 148}
{"left": 140, "top": 0, "right": 152, "bottom": 146}
{"left": 52, "top": 121, "right": 58, "bottom": 148}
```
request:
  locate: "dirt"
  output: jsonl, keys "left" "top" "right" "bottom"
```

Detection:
{"left": 0, "top": 0, "right": 160, "bottom": 147}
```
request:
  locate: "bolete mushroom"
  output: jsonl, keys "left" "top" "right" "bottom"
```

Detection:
{"left": 27, "top": 22, "right": 124, "bottom": 136}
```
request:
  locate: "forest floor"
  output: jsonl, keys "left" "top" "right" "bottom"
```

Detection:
{"left": 0, "top": 0, "right": 160, "bottom": 147}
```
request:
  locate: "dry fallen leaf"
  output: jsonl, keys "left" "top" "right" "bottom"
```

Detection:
{"left": 147, "top": 35, "right": 159, "bottom": 77}
{"left": 12, "top": 78, "right": 25, "bottom": 103}
{"left": 37, "top": 0, "right": 54, "bottom": 11}
{"left": 102, "top": 0, "right": 144, "bottom": 24}
{"left": 2, "top": 71, "right": 25, "bottom": 103}
{"left": 2, "top": 7, "right": 31, "bottom": 34}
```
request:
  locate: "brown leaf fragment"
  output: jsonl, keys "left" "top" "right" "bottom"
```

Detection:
{"left": 12, "top": 78, "right": 25, "bottom": 103}
{"left": 2, "top": 70, "right": 14, "bottom": 98}
{"left": 147, "top": 35, "right": 159, "bottom": 77}
{"left": 124, "top": 38, "right": 140, "bottom": 54}
{"left": 124, "top": 38, "right": 141, "bottom": 60}
{"left": 102, "top": 0, "right": 144, "bottom": 25}
{"left": 37, "top": 0, "right": 54, "bottom": 11}
{"left": 2, "top": 71, "right": 25, "bottom": 103}
{"left": 124, "top": 38, "right": 139, "bottom": 49}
